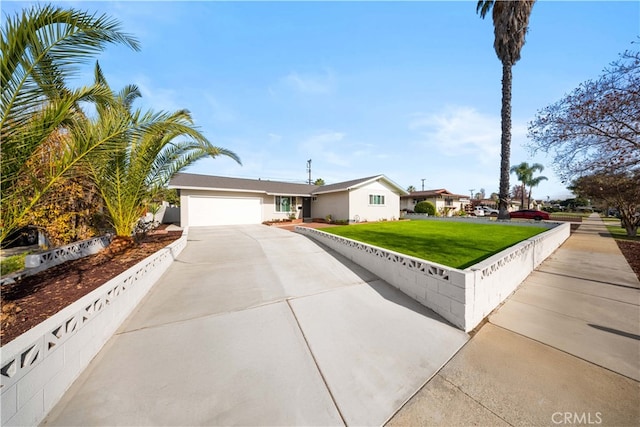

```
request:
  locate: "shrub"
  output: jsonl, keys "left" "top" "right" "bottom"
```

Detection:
{"left": 414, "top": 201, "right": 436, "bottom": 215}
{"left": 0, "top": 252, "right": 30, "bottom": 275}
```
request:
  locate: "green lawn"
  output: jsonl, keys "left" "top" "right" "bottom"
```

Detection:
{"left": 0, "top": 252, "right": 28, "bottom": 275}
{"left": 606, "top": 225, "right": 639, "bottom": 242}
{"left": 550, "top": 212, "right": 590, "bottom": 218}
{"left": 320, "top": 220, "right": 547, "bottom": 269}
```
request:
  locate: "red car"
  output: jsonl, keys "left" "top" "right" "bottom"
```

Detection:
{"left": 509, "top": 209, "right": 550, "bottom": 221}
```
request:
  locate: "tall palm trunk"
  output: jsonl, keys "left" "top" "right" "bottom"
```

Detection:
{"left": 477, "top": 0, "right": 535, "bottom": 220}
{"left": 498, "top": 62, "right": 512, "bottom": 219}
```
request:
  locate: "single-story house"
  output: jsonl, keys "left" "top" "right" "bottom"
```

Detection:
{"left": 400, "top": 189, "right": 471, "bottom": 216}
{"left": 168, "top": 173, "right": 407, "bottom": 227}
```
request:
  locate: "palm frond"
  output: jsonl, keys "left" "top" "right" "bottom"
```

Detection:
{"left": 1, "top": 4, "right": 139, "bottom": 241}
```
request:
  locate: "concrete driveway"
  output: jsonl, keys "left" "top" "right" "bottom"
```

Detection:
{"left": 43, "top": 225, "right": 468, "bottom": 426}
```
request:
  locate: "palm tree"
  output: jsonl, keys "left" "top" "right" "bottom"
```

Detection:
{"left": 1, "top": 4, "right": 139, "bottom": 242}
{"left": 510, "top": 162, "right": 546, "bottom": 208}
{"left": 526, "top": 171, "right": 547, "bottom": 208}
{"left": 85, "top": 64, "right": 241, "bottom": 241}
{"left": 407, "top": 185, "right": 416, "bottom": 193}
{"left": 477, "top": 0, "right": 536, "bottom": 219}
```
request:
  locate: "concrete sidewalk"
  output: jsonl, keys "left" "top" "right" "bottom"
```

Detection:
{"left": 388, "top": 214, "right": 640, "bottom": 426}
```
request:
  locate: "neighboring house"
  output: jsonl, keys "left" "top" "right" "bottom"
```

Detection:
{"left": 400, "top": 189, "right": 470, "bottom": 216}
{"left": 168, "top": 173, "right": 407, "bottom": 227}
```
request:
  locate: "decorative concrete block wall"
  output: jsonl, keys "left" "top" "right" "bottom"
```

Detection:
{"left": 1, "top": 236, "right": 113, "bottom": 287}
{"left": 24, "top": 235, "right": 112, "bottom": 270}
{"left": 296, "top": 222, "right": 570, "bottom": 331}
{"left": 0, "top": 234, "right": 187, "bottom": 427}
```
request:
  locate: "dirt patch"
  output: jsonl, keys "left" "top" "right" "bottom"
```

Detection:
{"left": 1, "top": 231, "right": 182, "bottom": 345}
{"left": 615, "top": 240, "right": 640, "bottom": 282}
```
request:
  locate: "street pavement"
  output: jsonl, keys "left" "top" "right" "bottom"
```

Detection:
{"left": 388, "top": 214, "right": 640, "bottom": 426}
{"left": 42, "top": 225, "right": 468, "bottom": 426}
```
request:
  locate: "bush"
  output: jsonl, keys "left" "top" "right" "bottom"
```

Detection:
{"left": 414, "top": 201, "right": 436, "bottom": 215}
{"left": 0, "top": 252, "right": 30, "bottom": 275}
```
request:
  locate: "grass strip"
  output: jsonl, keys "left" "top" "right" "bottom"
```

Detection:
{"left": 605, "top": 225, "right": 639, "bottom": 242}
{"left": 320, "top": 220, "right": 546, "bottom": 269}
{"left": 0, "top": 252, "right": 29, "bottom": 275}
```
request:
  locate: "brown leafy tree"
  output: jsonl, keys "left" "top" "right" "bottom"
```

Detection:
{"left": 510, "top": 184, "right": 525, "bottom": 207}
{"left": 528, "top": 50, "right": 640, "bottom": 181}
{"left": 477, "top": 0, "right": 536, "bottom": 220}
{"left": 570, "top": 172, "right": 640, "bottom": 237}
{"left": 17, "top": 129, "right": 105, "bottom": 246}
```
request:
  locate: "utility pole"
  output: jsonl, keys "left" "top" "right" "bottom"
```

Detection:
{"left": 469, "top": 189, "right": 475, "bottom": 199}
{"left": 421, "top": 178, "right": 426, "bottom": 191}
{"left": 307, "top": 159, "right": 312, "bottom": 185}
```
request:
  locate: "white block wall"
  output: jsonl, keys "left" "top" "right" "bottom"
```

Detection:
{"left": 1, "top": 236, "right": 112, "bottom": 287}
{"left": 296, "top": 222, "right": 570, "bottom": 331}
{"left": 0, "top": 234, "right": 187, "bottom": 427}
{"left": 24, "top": 235, "right": 112, "bottom": 270}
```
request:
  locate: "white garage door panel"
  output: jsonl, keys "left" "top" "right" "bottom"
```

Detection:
{"left": 189, "top": 197, "right": 262, "bottom": 226}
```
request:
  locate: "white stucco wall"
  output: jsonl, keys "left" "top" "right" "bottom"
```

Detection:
{"left": 402, "top": 196, "right": 467, "bottom": 216}
{"left": 313, "top": 191, "right": 349, "bottom": 221}
{"left": 264, "top": 195, "right": 302, "bottom": 221}
{"left": 349, "top": 181, "right": 401, "bottom": 222}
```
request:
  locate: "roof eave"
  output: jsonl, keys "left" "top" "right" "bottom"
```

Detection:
{"left": 167, "top": 184, "right": 268, "bottom": 195}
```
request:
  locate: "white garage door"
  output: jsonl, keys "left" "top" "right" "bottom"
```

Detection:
{"left": 188, "top": 196, "right": 262, "bottom": 226}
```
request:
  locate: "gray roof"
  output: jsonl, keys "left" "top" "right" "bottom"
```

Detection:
{"left": 169, "top": 173, "right": 318, "bottom": 196}
{"left": 312, "top": 175, "right": 383, "bottom": 194}
{"left": 169, "top": 173, "right": 407, "bottom": 196}
{"left": 401, "top": 189, "right": 469, "bottom": 199}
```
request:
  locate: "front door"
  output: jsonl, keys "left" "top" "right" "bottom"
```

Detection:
{"left": 302, "top": 197, "right": 312, "bottom": 220}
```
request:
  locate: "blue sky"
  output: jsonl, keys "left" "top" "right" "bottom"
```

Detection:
{"left": 4, "top": 1, "right": 639, "bottom": 200}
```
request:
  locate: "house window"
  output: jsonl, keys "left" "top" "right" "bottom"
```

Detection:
{"left": 276, "top": 196, "right": 296, "bottom": 212}
{"left": 445, "top": 197, "right": 453, "bottom": 206}
{"left": 369, "top": 194, "right": 385, "bottom": 205}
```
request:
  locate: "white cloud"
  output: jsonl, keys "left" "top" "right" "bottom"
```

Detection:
{"left": 408, "top": 106, "right": 529, "bottom": 164}
{"left": 204, "top": 94, "right": 236, "bottom": 123}
{"left": 268, "top": 133, "right": 282, "bottom": 143}
{"left": 280, "top": 69, "right": 335, "bottom": 94}
{"left": 299, "top": 131, "right": 349, "bottom": 167}
{"left": 135, "top": 76, "right": 180, "bottom": 112}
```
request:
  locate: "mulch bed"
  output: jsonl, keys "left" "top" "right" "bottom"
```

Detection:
{"left": 615, "top": 240, "right": 640, "bottom": 281}
{"left": 1, "top": 231, "right": 182, "bottom": 345}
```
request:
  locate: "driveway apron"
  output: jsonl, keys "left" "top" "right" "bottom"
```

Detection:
{"left": 42, "top": 225, "right": 468, "bottom": 426}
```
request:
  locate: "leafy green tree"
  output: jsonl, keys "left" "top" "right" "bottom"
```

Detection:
{"left": 477, "top": 0, "right": 536, "bottom": 219}
{"left": 414, "top": 201, "right": 436, "bottom": 216}
{"left": 85, "top": 64, "right": 241, "bottom": 241}
{"left": 510, "top": 162, "right": 547, "bottom": 208}
{"left": 0, "top": 4, "right": 139, "bottom": 242}
{"left": 313, "top": 178, "right": 325, "bottom": 185}
{"left": 570, "top": 171, "right": 640, "bottom": 236}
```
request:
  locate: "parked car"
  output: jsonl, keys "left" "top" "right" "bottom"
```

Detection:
{"left": 473, "top": 207, "right": 485, "bottom": 216}
{"left": 482, "top": 206, "right": 499, "bottom": 216}
{"left": 509, "top": 209, "right": 550, "bottom": 221}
